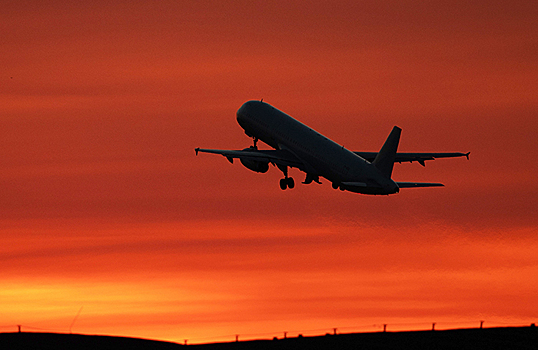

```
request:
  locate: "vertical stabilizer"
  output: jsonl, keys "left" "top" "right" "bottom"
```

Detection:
{"left": 372, "top": 126, "right": 401, "bottom": 178}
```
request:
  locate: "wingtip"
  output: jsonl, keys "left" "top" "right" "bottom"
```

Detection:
{"left": 195, "top": 148, "right": 199, "bottom": 156}
{"left": 465, "top": 152, "right": 470, "bottom": 160}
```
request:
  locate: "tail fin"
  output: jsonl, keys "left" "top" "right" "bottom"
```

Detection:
{"left": 372, "top": 126, "right": 401, "bottom": 178}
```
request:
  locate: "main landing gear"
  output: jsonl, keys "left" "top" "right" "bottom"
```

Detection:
{"left": 280, "top": 177, "right": 295, "bottom": 190}
{"left": 277, "top": 164, "right": 294, "bottom": 190}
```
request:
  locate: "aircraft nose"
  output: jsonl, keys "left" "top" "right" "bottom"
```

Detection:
{"left": 236, "top": 101, "right": 253, "bottom": 129}
{"left": 236, "top": 100, "right": 264, "bottom": 136}
{"left": 236, "top": 101, "right": 257, "bottom": 125}
{"left": 236, "top": 105, "right": 246, "bottom": 125}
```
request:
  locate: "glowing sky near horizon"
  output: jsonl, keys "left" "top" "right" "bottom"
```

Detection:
{"left": 1, "top": 0, "right": 537, "bottom": 343}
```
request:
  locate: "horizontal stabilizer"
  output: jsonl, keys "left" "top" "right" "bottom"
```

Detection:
{"left": 354, "top": 151, "right": 470, "bottom": 165}
{"left": 397, "top": 182, "right": 444, "bottom": 188}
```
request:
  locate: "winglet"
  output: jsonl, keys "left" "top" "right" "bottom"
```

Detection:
{"left": 195, "top": 148, "right": 199, "bottom": 155}
{"left": 372, "top": 126, "right": 401, "bottom": 178}
{"left": 465, "top": 152, "right": 470, "bottom": 160}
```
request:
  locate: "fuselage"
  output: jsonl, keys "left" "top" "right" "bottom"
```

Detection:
{"left": 236, "top": 100, "right": 399, "bottom": 194}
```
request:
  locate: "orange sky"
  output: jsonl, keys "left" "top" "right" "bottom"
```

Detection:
{"left": 1, "top": 0, "right": 537, "bottom": 343}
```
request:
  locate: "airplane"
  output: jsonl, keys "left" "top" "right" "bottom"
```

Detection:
{"left": 195, "top": 100, "right": 469, "bottom": 195}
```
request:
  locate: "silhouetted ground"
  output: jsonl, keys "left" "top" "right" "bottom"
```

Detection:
{"left": 2, "top": 326, "right": 536, "bottom": 350}
{"left": 0, "top": 332, "right": 182, "bottom": 350}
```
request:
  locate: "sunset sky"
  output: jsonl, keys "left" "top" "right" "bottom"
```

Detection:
{"left": 1, "top": 0, "right": 537, "bottom": 344}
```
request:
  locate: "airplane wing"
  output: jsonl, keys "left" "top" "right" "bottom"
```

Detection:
{"left": 194, "top": 148, "right": 306, "bottom": 171}
{"left": 354, "top": 152, "right": 470, "bottom": 166}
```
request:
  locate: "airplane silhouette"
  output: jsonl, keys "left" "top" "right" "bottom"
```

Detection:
{"left": 196, "top": 100, "right": 469, "bottom": 195}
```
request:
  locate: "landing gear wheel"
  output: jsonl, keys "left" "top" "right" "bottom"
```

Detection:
{"left": 287, "top": 177, "right": 295, "bottom": 189}
{"left": 279, "top": 177, "right": 295, "bottom": 190}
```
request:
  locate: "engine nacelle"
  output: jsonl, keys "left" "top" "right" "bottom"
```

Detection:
{"left": 240, "top": 153, "right": 269, "bottom": 173}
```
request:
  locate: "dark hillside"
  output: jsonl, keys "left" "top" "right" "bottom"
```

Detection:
{"left": 2, "top": 326, "right": 536, "bottom": 350}
{"left": 192, "top": 327, "right": 537, "bottom": 350}
{"left": 0, "top": 332, "right": 183, "bottom": 350}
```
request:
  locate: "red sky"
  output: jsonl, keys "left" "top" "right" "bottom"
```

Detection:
{"left": 1, "top": 0, "right": 537, "bottom": 343}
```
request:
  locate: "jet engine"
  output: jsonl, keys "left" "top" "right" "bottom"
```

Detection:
{"left": 240, "top": 150, "right": 269, "bottom": 173}
{"left": 240, "top": 159, "right": 269, "bottom": 173}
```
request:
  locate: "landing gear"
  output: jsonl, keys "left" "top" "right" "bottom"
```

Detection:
{"left": 287, "top": 177, "right": 295, "bottom": 189}
{"left": 280, "top": 177, "right": 295, "bottom": 190}
{"left": 277, "top": 164, "right": 294, "bottom": 190}
{"left": 331, "top": 182, "right": 345, "bottom": 191}
{"left": 251, "top": 137, "right": 258, "bottom": 149}
{"left": 303, "top": 173, "right": 321, "bottom": 185}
